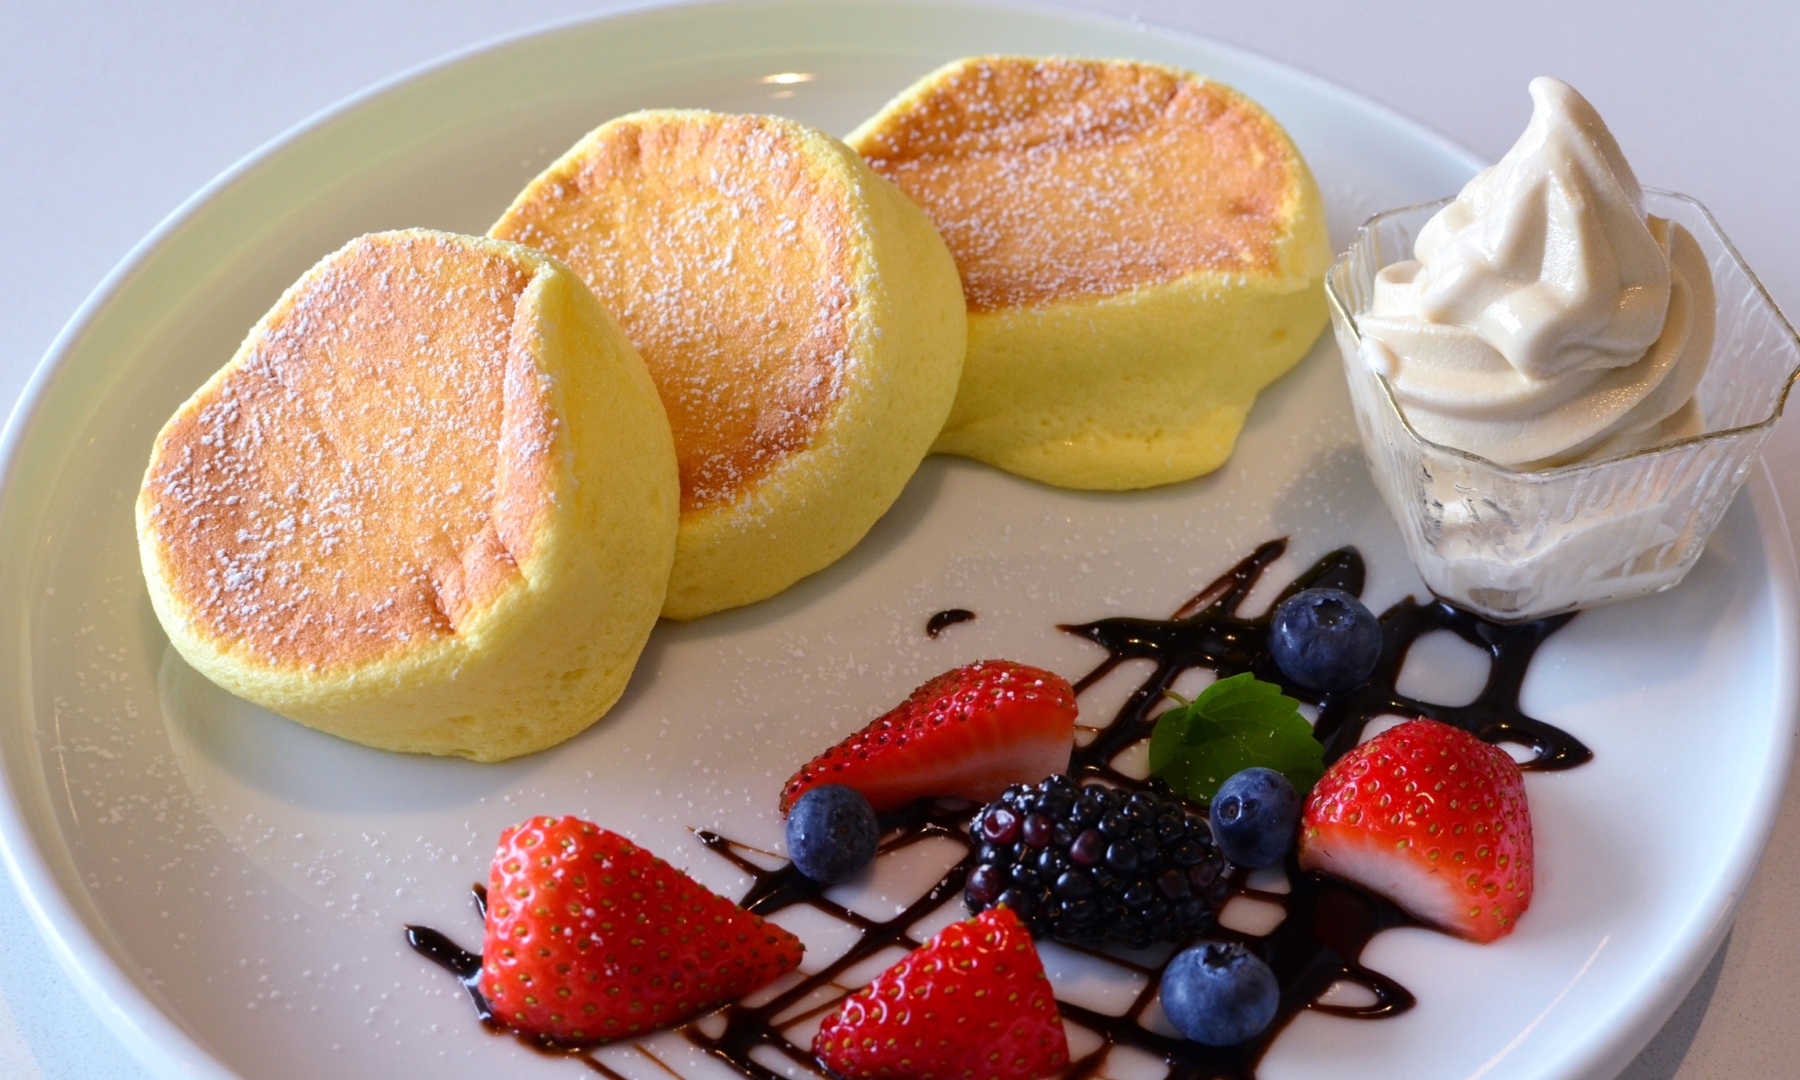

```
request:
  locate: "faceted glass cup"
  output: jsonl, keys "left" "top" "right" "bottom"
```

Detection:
{"left": 1326, "top": 191, "right": 1800, "bottom": 622}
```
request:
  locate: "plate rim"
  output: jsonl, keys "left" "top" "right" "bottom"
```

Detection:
{"left": 1549, "top": 463, "right": 1799, "bottom": 1080}
{"left": 0, "top": 3, "right": 1788, "bottom": 1079}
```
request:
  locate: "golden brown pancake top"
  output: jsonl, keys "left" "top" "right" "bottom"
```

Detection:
{"left": 142, "top": 233, "right": 558, "bottom": 668}
{"left": 855, "top": 57, "right": 1300, "bottom": 314}
{"left": 492, "top": 113, "right": 855, "bottom": 515}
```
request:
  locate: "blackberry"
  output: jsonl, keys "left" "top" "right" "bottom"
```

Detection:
{"left": 964, "top": 775, "right": 1232, "bottom": 948}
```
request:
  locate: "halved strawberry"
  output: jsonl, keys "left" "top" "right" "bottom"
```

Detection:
{"left": 482, "top": 817, "right": 803, "bottom": 1044}
{"left": 779, "top": 660, "right": 1077, "bottom": 815}
{"left": 1298, "top": 718, "right": 1533, "bottom": 943}
{"left": 813, "top": 906, "right": 1069, "bottom": 1080}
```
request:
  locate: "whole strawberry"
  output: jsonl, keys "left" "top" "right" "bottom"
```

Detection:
{"left": 781, "top": 660, "right": 1076, "bottom": 814}
{"left": 814, "top": 906, "right": 1069, "bottom": 1080}
{"left": 1298, "top": 719, "right": 1533, "bottom": 943}
{"left": 483, "top": 817, "right": 803, "bottom": 1044}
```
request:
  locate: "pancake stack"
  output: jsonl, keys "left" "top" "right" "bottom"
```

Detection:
{"left": 139, "top": 58, "right": 1332, "bottom": 761}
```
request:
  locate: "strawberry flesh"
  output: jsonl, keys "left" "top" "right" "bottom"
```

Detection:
{"left": 814, "top": 906, "right": 1069, "bottom": 1080}
{"left": 1299, "top": 718, "right": 1533, "bottom": 943}
{"left": 482, "top": 816, "right": 803, "bottom": 1044}
{"left": 780, "top": 660, "right": 1076, "bottom": 814}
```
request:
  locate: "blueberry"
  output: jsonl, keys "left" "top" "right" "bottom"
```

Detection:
{"left": 1269, "top": 587, "right": 1382, "bottom": 691}
{"left": 1209, "top": 768, "right": 1301, "bottom": 868}
{"left": 1160, "top": 941, "right": 1280, "bottom": 1046}
{"left": 785, "top": 785, "right": 879, "bottom": 884}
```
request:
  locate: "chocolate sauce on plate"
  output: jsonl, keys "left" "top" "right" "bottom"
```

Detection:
{"left": 409, "top": 539, "right": 1588, "bottom": 1079}
{"left": 926, "top": 608, "right": 976, "bottom": 637}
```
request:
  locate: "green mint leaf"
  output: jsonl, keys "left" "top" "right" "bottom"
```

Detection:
{"left": 1147, "top": 672, "right": 1323, "bottom": 801}
{"left": 1147, "top": 702, "right": 1189, "bottom": 776}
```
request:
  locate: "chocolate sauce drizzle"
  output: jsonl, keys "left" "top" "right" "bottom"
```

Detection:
{"left": 926, "top": 608, "right": 976, "bottom": 637}
{"left": 408, "top": 539, "right": 1589, "bottom": 1079}
{"left": 1061, "top": 539, "right": 1589, "bottom": 774}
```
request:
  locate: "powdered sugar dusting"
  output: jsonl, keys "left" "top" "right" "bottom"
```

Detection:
{"left": 142, "top": 232, "right": 554, "bottom": 668}
{"left": 855, "top": 58, "right": 1296, "bottom": 313}
{"left": 495, "top": 113, "right": 858, "bottom": 514}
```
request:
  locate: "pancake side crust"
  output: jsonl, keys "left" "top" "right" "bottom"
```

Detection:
{"left": 493, "top": 110, "right": 965, "bottom": 619}
{"left": 850, "top": 57, "right": 1331, "bottom": 490}
{"left": 137, "top": 230, "right": 678, "bottom": 761}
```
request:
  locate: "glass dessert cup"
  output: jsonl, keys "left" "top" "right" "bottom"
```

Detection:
{"left": 1327, "top": 191, "right": 1800, "bottom": 622}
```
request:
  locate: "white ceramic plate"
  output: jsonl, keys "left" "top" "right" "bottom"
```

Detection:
{"left": 2, "top": 3, "right": 1794, "bottom": 1079}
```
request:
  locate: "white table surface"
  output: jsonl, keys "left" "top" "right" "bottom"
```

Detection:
{"left": 4, "top": 1, "right": 1799, "bottom": 1077}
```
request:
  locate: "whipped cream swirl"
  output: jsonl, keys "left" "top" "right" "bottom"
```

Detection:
{"left": 1358, "top": 77, "right": 1715, "bottom": 468}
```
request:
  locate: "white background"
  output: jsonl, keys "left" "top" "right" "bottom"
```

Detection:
{"left": 3, "top": 1, "right": 1798, "bottom": 1077}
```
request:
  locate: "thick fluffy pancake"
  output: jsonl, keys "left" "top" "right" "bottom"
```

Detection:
{"left": 849, "top": 57, "right": 1332, "bottom": 490}
{"left": 137, "top": 230, "right": 679, "bottom": 761}
{"left": 491, "top": 110, "right": 966, "bottom": 620}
